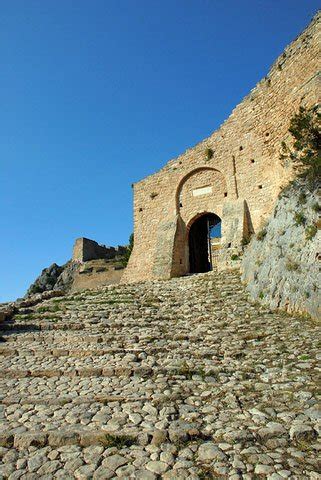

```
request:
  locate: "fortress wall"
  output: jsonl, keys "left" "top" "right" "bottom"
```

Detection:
{"left": 73, "top": 238, "right": 126, "bottom": 263}
{"left": 123, "top": 14, "right": 320, "bottom": 283}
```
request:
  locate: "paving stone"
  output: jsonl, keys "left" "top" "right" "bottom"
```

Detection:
{"left": 37, "top": 460, "right": 62, "bottom": 475}
{"left": 197, "top": 442, "right": 227, "bottom": 461}
{"left": 27, "top": 453, "right": 48, "bottom": 472}
{"left": 289, "top": 424, "right": 317, "bottom": 442}
{"left": 92, "top": 465, "right": 114, "bottom": 479}
{"left": 74, "top": 463, "right": 97, "bottom": 479}
{"left": 132, "top": 469, "right": 157, "bottom": 479}
{"left": 255, "top": 464, "right": 275, "bottom": 475}
{"left": 0, "top": 270, "right": 319, "bottom": 478}
{"left": 102, "top": 454, "right": 128, "bottom": 471}
{"left": 8, "top": 471, "right": 26, "bottom": 480}
{"left": 65, "top": 457, "right": 84, "bottom": 473}
{"left": 14, "top": 433, "right": 47, "bottom": 449}
{"left": 145, "top": 460, "right": 169, "bottom": 474}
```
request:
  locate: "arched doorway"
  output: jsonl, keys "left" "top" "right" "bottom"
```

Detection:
{"left": 188, "top": 213, "right": 221, "bottom": 273}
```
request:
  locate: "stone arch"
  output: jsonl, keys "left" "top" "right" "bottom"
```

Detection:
{"left": 175, "top": 167, "right": 227, "bottom": 223}
{"left": 153, "top": 168, "right": 228, "bottom": 280}
{"left": 187, "top": 211, "right": 222, "bottom": 273}
{"left": 186, "top": 210, "right": 220, "bottom": 232}
{"left": 170, "top": 209, "right": 222, "bottom": 277}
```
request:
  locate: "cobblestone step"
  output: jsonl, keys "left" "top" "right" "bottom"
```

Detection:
{"left": 0, "top": 346, "right": 170, "bottom": 357}
{"left": 1, "top": 395, "right": 149, "bottom": 406}
{"left": 0, "top": 428, "right": 140, "bottom": 449}
{"left": 1, "top": 270, "right": 320, "bottom": 479}
{"left": 0, "top": 366, "right": 153, "bottom": 379}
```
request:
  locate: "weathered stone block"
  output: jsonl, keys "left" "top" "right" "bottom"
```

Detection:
{"left": 14, "top": 432, "right": 48, "bottom": 449}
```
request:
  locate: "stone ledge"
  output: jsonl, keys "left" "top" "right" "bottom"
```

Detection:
{"left": 0, "top": 429, "right": 139, "bottom": 450}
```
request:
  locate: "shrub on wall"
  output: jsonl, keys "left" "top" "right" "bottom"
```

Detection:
{"left": 305, "top": 224, "right": 317, "bottom": 240}
{"left": 256, "top": 228, "right": 267, "bottom": 241}
{"left": 285, "top": 259, "right": 300, "bottom": 272}
{"left": 121, "top": 233, "right": 134, "bottom": 267}
{"left": 280, "top": 105, "right": 321, "bottom": 187}
{"left": 205, "top": 148, "right": 214, "bottom": 160}
{"left": 312, "top": 202, "right": 321, "bottom": 212}
{"left": 294, "top": 211, "right": 306, "bottom": 226}
{"left": 241, "top": 236, "right": 251, "bottom": 247}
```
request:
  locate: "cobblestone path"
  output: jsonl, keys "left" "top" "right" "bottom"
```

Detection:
{"left": 0, "top": 271, "right": 320, "bottom": 479}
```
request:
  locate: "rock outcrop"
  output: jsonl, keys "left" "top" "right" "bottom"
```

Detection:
{"left": 242, "top": 180, "right": 321, "bottom": 320}
{"left": 26, "top": 261, "right": 81, "bottom": 297}
{"left": 0, "top": 305, "right": 16, "bottom": 323}
{"left": 50, "top": 261, "right": 79, "bottom": 292}
{"left": 26, "top": 263, "right": 66, "bottom": 296}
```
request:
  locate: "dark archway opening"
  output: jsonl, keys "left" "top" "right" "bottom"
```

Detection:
{"left": 188, "top": 213, "right": 221, "bottom": 273}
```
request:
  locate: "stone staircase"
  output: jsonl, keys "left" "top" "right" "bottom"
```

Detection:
{"left": 0, "top": 271, "right": 320, "bottom": 479}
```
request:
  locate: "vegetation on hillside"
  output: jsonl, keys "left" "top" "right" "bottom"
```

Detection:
{"left": 280, "top": 105, "right": 321, "bottom": 187}
{"left": 121, "top": 233, "right": 134, "bottom": 267}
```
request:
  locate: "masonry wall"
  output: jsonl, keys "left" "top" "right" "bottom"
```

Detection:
{"left": 123, "top": 14, "right": 320, "bottom": 283}
{"left": 73, "top": 238, "right": 126, "bottom": 263}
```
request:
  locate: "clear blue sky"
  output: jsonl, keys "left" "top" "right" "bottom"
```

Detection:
{"left": 0, "top": 0, "right": 319, "bottom": 302}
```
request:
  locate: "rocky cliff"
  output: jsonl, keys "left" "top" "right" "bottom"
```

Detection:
{"left": 25, "top": 258, "right": 126, "bottom": 298}
{"left": 26, "top": 262, "right": 76, "bottom": 296}
{"left": 242, "top": 180, "right": 320, "bottom": 321}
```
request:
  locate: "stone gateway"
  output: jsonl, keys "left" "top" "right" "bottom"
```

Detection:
{"left": 123, "top": 13, "right": 320, "bottom": 283}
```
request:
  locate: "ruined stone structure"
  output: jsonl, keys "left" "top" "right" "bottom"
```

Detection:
{"left": 123, "top": 14, "right": 320, "bottom": 283}
{"left": 73, "top": 238, "right": 126, "bottom": 263}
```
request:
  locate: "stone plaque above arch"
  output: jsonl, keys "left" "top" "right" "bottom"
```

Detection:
{"left": 176, "top": 167, "right": 227, "bottom": 223}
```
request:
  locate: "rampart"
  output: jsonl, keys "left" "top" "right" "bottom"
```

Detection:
{"left": 73, "top": 238, "right": 127, "bottom": 263}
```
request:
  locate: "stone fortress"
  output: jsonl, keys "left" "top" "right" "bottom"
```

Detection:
{"left": 0, "top": 14, "right": 320, "bottom": 479}
{"left": 123, "top": 13, "right": 320, "bottom": 283}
